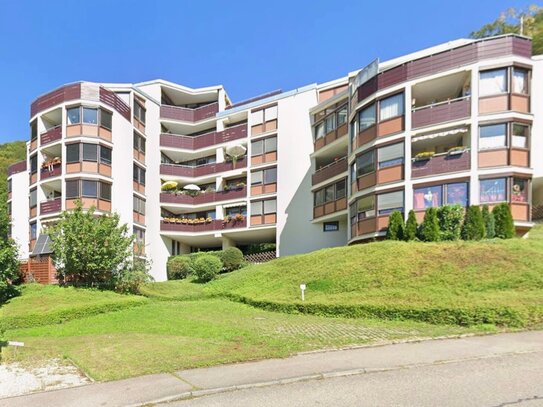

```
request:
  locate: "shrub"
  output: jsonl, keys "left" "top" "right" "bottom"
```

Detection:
{"left": 437, "top": 205, "right": 464, "bottom": 241}
{"left": 493, "top": 203, "right": 515, "bottom": 239}
{"left": 192, "top": 255, "right": 222, "bottom": 283}
{"left": 0, "top": 207, "right": 20, "bottom": 304}
{"left": 461, "top": 205, "right": 486, "bottom": 240}
{"left": 404, "top": 210, "right": 418, "bottom": 241}
{"left": 114, "top": 258, "right": 153, "bottom": 294}
{"left": 167, "top": 256, "right": 192, "bottom": 280}
{"left": 386, "top": 211, "right": 404, "bottom": 240}
{"left": 219, "top": 247, "right": 245, "bottom": 272}
{"left": 482, "top": 205, "right": 496, "bottom": 239}
{"left": 418, "top": 208, "right": 440, "bottom": 242}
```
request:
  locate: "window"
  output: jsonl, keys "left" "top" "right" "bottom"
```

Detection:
{"left": 378, "top": 143, "right": 404, "bottom": 168}
{"left": 225, "top": 206, "right": 247, "bottom": 217}
{"left": 252, "top": 167, "right": 276, "bottom": 185}
{"left": 512, "top": 68, "right": 528, "bottom": 94}
{"left": 378, "top": 190, "right": 404, "bottom": 215}
{"left": 350, "top": 120, "right": 357, "bottom": 143}
{"left": 100, "top": 109, "right": 112, "bottom": 129}
{"left": 251, "top": 109, "right": 264, "bottom": 125}
{"left": 357, "top": 195, "right": 375, "bottom": 219}
{"left": 252, "top": 199, "right": 277, "bottom": 217}
{"left": 512, "top": 124, "right": 529, "bottom": 148}
{"left": 413, "top": 185, "right": 442, "bottom": 210}
{"left": 7, "top": 179, "right": 12, "bottom": 194}
{"left": 81, "top": 143, "right": 97, "bottom": 162}
{"left": 359, "top": 104, "right": 376, "bottom": 130}
{"left": 7, "top": 202, "right": 11, "bottom": 216}
{"left": 30, "top": 121, "right": 37, "bottom": 141}
{"left": 446, "top": 182, "right": 469, "bottom": 206}
{"left": 512, "top": 178, "right": 528, "bottom": 203}
{"left": 66, "top": 144, "right": 80, "bottom": 163}
{"left": 323, "top": 221, "right": 339, "bottom": 232}
{"left": 314, "top": 189, "right": 325, "bottom": 206}
{"left": 325, "top": 114, "right": 336, "bottom": 133}
{"left": 314, "top": 122, "right": 324, "bottom": 140}
{"left": 29, "top": 188, "right": 37, "bottom": 208}
{"left": 356, "top": 150, "right": 375, "bottom": 177}
{"left": 252, "top": 140, "right": 264, "bottom": 156}
{"left": 82, "top": 180, "right": 98, "bottom": 197}
{"left": 83, "top": 107, "right": 98, "bottom": 124}
{"left": 30, "top": 222, "right": 37, "bottom": 240}
{"left": 134, "top": 227, "right": 145, "bottom": 245}
{"left": 336, "top": 179, "right": 346, "bottom": 199}
{"left": 264, "top": 136, "right": 277, "bottom": 153}
{"left": 100, "top": 146, "right": 112, "bottom": 165}
{"left": 479, "top": 69, "right": 507, "bottom": 96}
{"left": 134, "top": 103, "right": 146, "bottom": 124}
{"left": 133, "top": 195, "right": 146, "bottom": 214}
{"left": 67, "top": 107, "right": 80, "bottom": 125}
{"left": 66, "top": 180, "right": 79, "bottom": 198}
{"left": 134, "top": 132, "right": 146, "bottom": 153}
{"left": 251, "top": 136, "right": 277, "bottom": 156}
{"left": 100, "top": 182, "right": 112, "bottom": 201}
{"left": 264, "top": 199, "right": 277, "bottom": 214}
{"left": 479, "top": 124, "right": 507, "bottom": 149}
{"left": 251, "top": 105, "right": 277, "bottom": 125}
{"left": 337, "top": 106, "right": 348, "bottom": 126}
{"left": 265, "top": 105, "right": 277, "bottom": 121}
{"left": 324, "top": 185, "right": 335, "bottom": 203}
{"left": 480, "top": 178, "right": 506, "bottom": 203}
{"left": 251, "top": 200, "right": 263, "bottom": 216}
{"left": 251, "top": 170, "right": 263, "bottom": 185}
{"left": 379, "top": 93, "right": 404, "bottom": 121}
{"left": 133, "top": 165, "right": 146, "bottom": 185}
{"left": 30, "top": 155, "right": 37, "bottom": 173}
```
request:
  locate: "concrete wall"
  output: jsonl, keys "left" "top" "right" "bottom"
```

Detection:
{"left": 9, "top": 170, "right": 29, "bottom": 259}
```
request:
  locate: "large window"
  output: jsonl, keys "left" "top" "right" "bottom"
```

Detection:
{"left": 251, "top": 199, "right": 277, "bottom": 217}
{"left": 251, "top": 105, "right": 277, "bottom": 125}
{"left": 133, "top": 132, "right": 146, "bottom": 153}
{"left": 133, "top": 195, "right": 146, "bottom": 215}
{"left": 378, "top": 190, "right": 404, "bottom": 215}
{"left": 446, "top": 182, "right": 469, "bottom": 206}
{"left": 480, "top": 178, "right": 506, "bottom": 203}
{"left": 357, "top": 195, "right": 375, "bottom": 219}
{"left": 30, "top": 155, "right": 37, "bottom": 174}
{"left": 337, "top": 106, "right": 348, "bottom": 126}
{"left": 251, "top": 136, "right": 277, "bottom": 156}
{"left": 378, "top": 143, "right": 404, "bottom": 168}
{"left": 479, "top": 68, "right": 507, "bottom": 96}
{"left": 83, "top": 107, "right": 98, "bottom": 124}
{"left": 413, "top": 185, "right": 442, "bottom": 210}
{"left": 314, "top": 179, "right": 346, "bottom": 206}
{"left": 134, "top": 102, "right": 146, "bottom": 124}
{"left": 82, "top": 180, "right": 98, "bottom": 197}
{"left": 66, "top": 179, "right": 111, "bottom": 201}
{"left": 512, "top": 68, "right": 529, "bottom": 95}
{"left": 100, "top": 146, "right": 112, "bottom": 165}
{"left": 314, "top": 104, "right": 347, "bottom": 140}
{"left": 325, "top": 114, "right": 336, "bottom": 134}
{"left": 355, "top": 150, "right": 375, "bottom": 177}
{"left": 82, "top": 143, "right": 98, "bottom": 162}
{"left": 66, "top": 180, "right": 79, "bottom": 199}
{"left": 512, "top": 178, "right": 528, "bottom": 203}
{"left": 67, "top": 106, "right": 113, "bottom": 127}
{"left": 359, "top": 103, "right": 376, "bottom": 130}
{"left": 314, "top": 122, "right": 325, "bottom": 140}
{"left": 29, "top": 188, "right": 37, "bottom": 208}
{"left": 479, "top": 124, "right": 507, "bottom": 149}
{"left": 133, "top": 164, "right": 146, "bottom": 185}
{"left": 379, "top": 93, "right": 404, "bottom": 121}
{"left": 67, "top": 107, "right": 80, "bottom": 125}
{"left": 512, "top": 123, "right": 529, "bottom": 148}
{"left": 66, "top": 144, "right": 79, "bottom": 163}
{"left": 251, "top": 167, "right": 277, "bottom": 185}
{"left": 100, "top": 109, "right": 112, "bottom": 129}
{"left": 66, "top": 143, "right": 112, "bottom": 165}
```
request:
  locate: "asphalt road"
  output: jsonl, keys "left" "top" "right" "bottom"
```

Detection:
{"left": 168, "top": 351, "right": 543, "bottom": 407}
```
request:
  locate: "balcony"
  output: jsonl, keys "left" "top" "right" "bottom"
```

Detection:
{"left": 160, "top": 102, "right": 219, "bottom": 122}
{"left": 160, "top": 157, "right": 247, "bottom": 178}
{"left": 312, "top": 157, "right": 348, "bottom": 185}
{"left": 314, "top": 198, "right": 347, "bottom": 219}
{"left": 41, "top": 162, "right": 62, "bottom": 180}
{"left": 160, "top": 186, "right": 247, "bottom": 205}
{"left": 160, "top": 218, "right": 247, "bottom": 233}
{"left": 412, "top": 97, "right": 471, "bottom": 129}
{"left": 160, "top": 123, "right": 247, "bottom": 150}
{"left": 40, "top": 125, "right": 62, "bottom": 146}
{"left": 40, "top": 198, "right": 61, "bottom": 215}
{"left": 7, "top": 160, "right": 27, "bottom": 177}
{"left": 411, "top": 149, "right": 470, "bottom": 178}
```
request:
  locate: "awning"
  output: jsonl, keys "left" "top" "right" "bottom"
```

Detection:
{"left": 30, "top": 234, "right": 53, "bottom": 257}
{"left": 222, "top": 201, "right": 247, "bottom": 209}
{"left": 412, "top": 128, "right": 468, "bottom": 143}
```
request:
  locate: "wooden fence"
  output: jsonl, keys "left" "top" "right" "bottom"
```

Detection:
{"left": 19, "top": 256, "right": 57, "bottom": 284}
{"left": 244, "top": 251, "right": 277, "bottom": 264}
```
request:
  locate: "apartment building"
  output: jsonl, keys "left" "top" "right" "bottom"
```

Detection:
{"left": 7, "top": 34, "right": 543, "bottom": 282}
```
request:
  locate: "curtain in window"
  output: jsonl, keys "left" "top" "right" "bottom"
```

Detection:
{"left": 479, "top": 124, "right": 507, "bottom": 149}
{"left": 413, "top": 186, "right": 441, "bottom": 210}
{"left": 480, "top": 178, "right": 506, "bottom": 203}
{"left": 379, "top": 94, "right": 404, "bottom": 121}
{"left": 479, "top": 69, "right": 507, "bottom": 96}
{"left": 512, "top": 69, "right": 528, "bottom": 94}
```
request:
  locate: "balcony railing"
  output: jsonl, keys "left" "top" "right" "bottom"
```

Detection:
{"left": 411, "top": 149, "right": 470, "bottom": 178}
{"left": 41, "top": 163, "right": 62, "bottom": 180}
{"left": 7, "top": 160, "right": 27, "bottom": 177}
{"left": 160, "top": 218, "right": 247, "bottom": 233}
{"left": 312, "top": 157, "right": 348, "bottom": 185}
{"left": 40, "top": 198, "right": 61, "bottom": 215}
{"left": 40, "top": 126, "right": 62, "bottom": 146}
{"left": 160, "top": 102, "right": 219, "bottom": 122}
{"left": 411, "top": 97, "right": 471, "bottom": 129}
{"left": 160, "top": 157, "right": 247, "bottom": 178}
{"left": 160, "top": 186, "right": 247, "bottom": 205}
{"left": 160, "top": 123, "right": 247, "bottom": 150}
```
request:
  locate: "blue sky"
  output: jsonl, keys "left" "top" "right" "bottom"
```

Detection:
{"left": 0, "top": 0, "right": 533, "bottom": 143}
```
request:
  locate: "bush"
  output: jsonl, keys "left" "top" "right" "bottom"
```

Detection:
{"left": 437, "top": 205, "right": 464, "bottom": 241}
{"left": 493, "top": 203, "right": 515, "bottom": 239}
{"left": 404, "top": 210, "right": 418, "bottom": 241}
{"left": 418, "top": 208, "right": 440, "bottom": 242}
{"left": 192, "top": 255, "right": 222, "bottom": 283}
{"left": 167, "top": 256, "right": 192, "bottom": 280}
{"left": 386, "top": 211, "right": 404, "bottom": 240}
{"left": 219, "top": 247, "right": 245, "bottom": 272}
{"left": 482, "top": 205, "right": 496, "bottom": 239}
{"left": 0, "top": 207, "right": 19, "bottom": 304}
{"left": 462, "top": 205, "right": 486, "bottom": 240}
{"left": 114, "top": 258, "right": 153, "bottom": 294}
{"left": 247, "top": 243, "right": 276, "bottom": 255}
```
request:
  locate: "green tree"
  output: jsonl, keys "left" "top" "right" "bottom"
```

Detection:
{"left": 481, "top": 205, "right": 496, "bottom": 239}
{"left": 404, "top": 210, "right": 418, "bottom": 241}
{"left": 493, "top": 203, "right": 515, "bottom": 239}
{"left": 48, "top": 201, "right": 147, "bottom": 289}
{"left": 437, "top": 205, "right": 464, "bottom": 241}
{"left": 418, "top": 208, "right": 440, "bottom": 242}
{"left": 192, "top": 255, "right": 222, "bottom": 282}
{"left": 0, "top": 207, "right": 19, "bottom": 303}
{"left": 219, "top": 247, "right": 245, "bottom": 272}
{"left": 386, "top": 211, "right": 405, "bottom": 240}
{"left": 462, "top": 205, "right": 486, "bottom": 240}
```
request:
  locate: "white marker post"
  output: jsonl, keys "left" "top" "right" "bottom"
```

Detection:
{"left": 300, "top": 284, "right": 306, "bottom": 301}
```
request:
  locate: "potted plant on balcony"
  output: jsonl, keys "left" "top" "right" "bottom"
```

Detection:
{"left": 234, "top": 213, "right": 244, "bottom": 222}
{"left": 225, "top": 145, "right": 247, "bottom": 166}
{"left": 447, "top": 146, "right": 468, "bottom": 156}
{"left": 161, "top": 181, "right": 178, "bottom": 192}
{"left": 414, "top": 152, "right": 435, "bottom": 162}
{"left": 223, "top": 215, "right": 232, "bottom": 225}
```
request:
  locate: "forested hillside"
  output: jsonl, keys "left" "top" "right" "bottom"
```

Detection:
{"left": 0, "top": 141, "right": 27, "bottom": 209}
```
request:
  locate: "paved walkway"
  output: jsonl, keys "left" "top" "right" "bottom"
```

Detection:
{"left": 1, "top": 331, "right": 542, "bottom": 407}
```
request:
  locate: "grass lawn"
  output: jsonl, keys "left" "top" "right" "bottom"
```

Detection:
{"left": 2, "top": 298, "right": 493, "bottom": 381}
